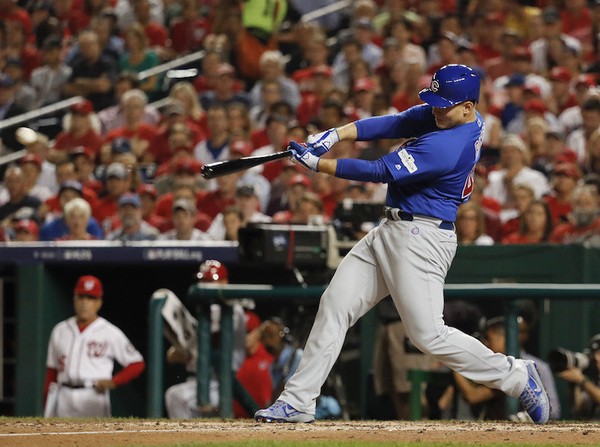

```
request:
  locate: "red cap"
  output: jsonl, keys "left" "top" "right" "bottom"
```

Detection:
{"left": 288, "top": 173, "right": 311, "bottom": 188}
{"left": 353, "top": 77, "right": 375, "bottom": 93}
{"left": 575, "top": 74, "right": 596, "bottom": 88}
{"left": 549, "top": 66, "right": 572, "bottom": 83}
{"left": 74, "top": 275, "right": 103, "bottom": 299}
{"left": 511, "top": 46, "right": 532, "bottom": 61}
{"left": 172, "top": 158, "right": 202, "bottom": 175}
{"left": 137, "top": 183, "right": 157, "bottom": 199}
{"left": 71, "top": 99, "right": 94, "bottom": 115}
{"left": 15, "top": 219, "right": 38, "bottom": 236}
{"left": 19, "top": 153, "right": 42, "bottom": 169}
{"left": 245, "top": 310, "right": 261, "bottom": 332}
{"left": 197, "top": 260, "right": 228, "bottom": 282}
{"left": 524, "top": 83, "right": 541, "bottom": 96}
{"left": 554, "top": 162, "right": 581, "bottom": 179}
{"left": 230, "top": 139, "right": 253, "bottom": 156}
{"left": 524, "top": 98, "right": 547, "bottom": 114}
{"left": 311, "top": 65, "right": 333, "bottom": 78}
{"left": 70, "top": 145, "right": 96, "bottom": 161}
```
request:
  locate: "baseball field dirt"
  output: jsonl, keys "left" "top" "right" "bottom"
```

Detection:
{"left": 0, "top": 419, "right": 599, "bottom": 446}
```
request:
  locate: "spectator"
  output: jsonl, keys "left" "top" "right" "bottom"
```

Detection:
{"left": 207, "top": 185, "right": 271, "bottom": 240}
{"left": 62, "top": 29, "right": 117, "bottom": 111}
{"left": 192, "top": 49, "right": 226, "bottom": 94}
{"left": 557, "top": 75, "right": 598, "bottom": 139}
{"left": 249, "top": 79, "right": 283, "bottom": 130}
{"left": 228, "top": 140, "right": 271, "bottom": 211}
{"left": 157, "top": 199, "right": 210, "bottom": 241}
{"left": 93, "top": 162, "right": 132, "bottom": 232}
{"left": 0, "top": 73, "right": 26, "bottom": 152}
{"left": 98, "top": 71, "right": 161, "bottom": 135}
{"left": 104, "top": 89, "right": 159, "bottom": 162}
{"left": 388, "top": 57, "right": 426, "bottom": 114}
{"left": 169, "top": 0, "right": 211, "bottom": 55}
{"left": 503, "top": 200, "right": 554, "bottom": 244}
{"left": 51, "top": 99, "right": 103, "bottom": 164}
{"left": 547, "top": 66, "right": 578, "bottom": 117}
{"left": 56, "top": 197, "right": 96, "bottom": 241}
{"left": 249, "top": 50, "right": 301, "bottom": 111}
{"left": 4, "top": 19, "right": 40, "bottom": 80}
{"left": 13, "top": 218, "right": 39, "bottom": 242}
{"left": 273, "top": 191, "right": 326, "bottom": 224}
{"left": 16, "top": 154, "right": 52, "bottom": 204}
{"left": 550, "top": 184, "right": 600, "bottom": 245}
{"left": 500, "top": 184, "right": 536, "bottom": 240}
{"left": 65, "top": 13, "right": 125, "bottom": 68}
{"left": 149, "top": 103, "right": 199, "bottom": 166}
{"left": 4, "top": 57, "right": 36, "bottom": 112}
{"left": 545, "top": 162, "right": 582, "bottom": 226}
{"left": 387, "top": 19, "right": 427, "bottom": 72}
{"left": 130, "top": 0, "right": 168, "bottom": 53}
{"left": 155, "top": 181, "right": 211, "bottom": 232}
{"left": 168, "top": 81, "right": 207, "bottom": 136}
{"left": 15, "top": 128, "right": 56, "bottom": 193}
{"left": 227, "top": 102, "right": 252, "bottom": 141}
{"left": 586, "top": 128, "right": 600, "bottom": 175}
{"left": 266, "top": 172, "right": 311, "bottom": 217}
{"left": 296, "top": 66, "right": 336, "bottom": 128}
{"left": 39, "top": 180, "right": 103, "bottom": 241}
{"left": 196, "top": 172, "right": 240, "bottom": 220}
{"left": 0, "top": 166, "right": 41, "bottom": 223}
{"left": 119, "top": 22, "right": 160, "bottom": 97}
{"left": 193, "top": 104, "right": 231, "bottom": 167}
{"left": 70, "top": 146, "right": 103, "bottom": 195}
{"left": 136, "top": 183, "right": 166, "bottom": 230}
{"left": 199, "top": 63, "right": 250, "bottom": 111}
{"left": 455, "top": 202, "right": 494, "bottom": 246}
{"left": 483, "top": 134, "right": 550, "bottom": 215}
{"left": 567, "top": 96, "right": 600, "bottom": 165}
{"left": 332, "top": 36, "right": 365, "bottom": 92}
{"left": 107, "top": 193, "right": 159, "bottom": 241}
{"left": 43, "top": 275, "right": 145, "bottom": 417}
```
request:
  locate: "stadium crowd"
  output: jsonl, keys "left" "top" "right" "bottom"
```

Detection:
{"left": 0, "top": 0, "right": 599, "bottom": 245}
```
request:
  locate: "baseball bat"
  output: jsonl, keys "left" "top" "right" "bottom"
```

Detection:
{"left": 201, "top": 149, "right": 293, "bottom": 179}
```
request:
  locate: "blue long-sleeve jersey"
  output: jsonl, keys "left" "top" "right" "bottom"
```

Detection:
{"left": 335, "top": 104, "right": 484, "bottom": 222}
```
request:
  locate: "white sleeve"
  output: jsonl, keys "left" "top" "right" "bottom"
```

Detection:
{"left": 45, "top": 327, "right": 59, "bottom": 369}
{"left": 111, "top": 326, "right": 144, "bottom": 367}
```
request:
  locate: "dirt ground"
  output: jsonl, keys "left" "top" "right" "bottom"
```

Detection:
{"left": 0, "top": 419, "right": 599, "bottom": 447}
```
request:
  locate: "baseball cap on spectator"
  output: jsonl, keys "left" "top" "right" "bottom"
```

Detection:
{"left": 502, "top": 134, "right": 528, "bottom": 154}
{"left": 542, "top": 7, "right": 560, "bottom": 24}
{"left": 575, "top": 74, "right": 596, "bottom": 89}
{"left": 70, "top": 145, "right": 95, "bottom": 161}
{"left": 18, "top": 153, "right": 42, "bottom": 169}
{"left": 137, "top": 183, "right": 157, "bottom": 199}
{"left": 549, "top": 66, "right": 572, "bottom": 83}
{"left": 354, "top": 77, "right": 376, "bottom": 93}
{"left": 230, "top": 139, "right": 253, "bottom": 157}
{"left": 172, "top": 158, "right": 201, "bottom": 175}
{"left": 173, "top": 198, "right": 196, "bottom": 213}
{"left": 554, "top": 162, "right": 581, "bottom": 180}
{"left": 59, "top": 180, "right": 84, "bottom": 195}
{"left": 164, "top": 101, "right": 184, "bottom": 116}
{"left": 106, "top": 162, "right": 128, "bottom": 180}
{"left": 15, "top": 219, "right": 39, "bottom": 237}
{"left": 524, "top": 83, "right": 541, "bottom": 97}
{"left": 119, "top": 193, "right": 141, "bottom": 208}
{"left": 311, "top": 65, "right": 333, "bottom": 78}
{"left": 505, "top": 73, "right": 526, "bottom": 88}
{"left": 288, "top": 174, "right": 311, "bottom": 188}
{"left": 111, "top": 137, "right": 132, "bottom": 154}
{"left": 245, "top": 310, "right": 261, "bottom": 332}
{"left": 236, "top": 185, "right": 257, "bottom": 197}
{"left": 353, "top": 17, "right": 374, "bottom": 31}
{"left": 217, "top": 63, "right": 236, "bottom": 77}
{"left": 74, "top": 275, "right": 103, "bottom": 299}
{"left": 0, "top": 73, "right": 15, "bottom": 88}
{"left": 524, "top": 98, "right": 547, "bottom": 114}
{"left": 71, "top": 99, "right": 94, "bottom": 115}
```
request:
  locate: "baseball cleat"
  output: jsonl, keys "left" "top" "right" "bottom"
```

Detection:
{"left": 254, "top": 400, "right": 315, "bottom": 423}
{"left": 519, "top": 360, "right": 550, "bottom": 424}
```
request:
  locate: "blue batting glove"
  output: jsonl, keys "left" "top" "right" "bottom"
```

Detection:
{"left": 289, "top": 141, "right": 320, "bottom": 172}
{"left": 306, "top": 128, "right": 339, "bottom": 156}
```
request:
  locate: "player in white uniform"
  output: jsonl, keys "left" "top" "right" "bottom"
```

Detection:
{"left": 255, "top": 64, "right": 551, "bottom": 424}
{"left": 43, "top": 275, "right": 145, "bottom": 417}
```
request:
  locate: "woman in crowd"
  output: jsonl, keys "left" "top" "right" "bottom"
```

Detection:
{"left": 503, "top": 200, "right": 554, "bottom": 244}
{"left": 456, "top": 202, "right": 494, "bottom": 246}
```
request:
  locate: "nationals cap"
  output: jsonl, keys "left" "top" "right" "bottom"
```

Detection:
{"left": 419, "top": 64, "right": 480, "bottom": 108}
{"left": 74, "top": 275, "right": 103, "bottom": 299}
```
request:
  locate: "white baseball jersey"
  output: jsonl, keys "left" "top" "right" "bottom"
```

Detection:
{"left": 45, "top": 316, "right": 143, "bottom": 417}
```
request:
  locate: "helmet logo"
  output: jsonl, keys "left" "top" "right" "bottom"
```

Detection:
{"left": 431, "top": 80, "right": 440, "bottom": 92}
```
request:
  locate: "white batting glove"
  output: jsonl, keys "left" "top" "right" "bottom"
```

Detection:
{"left": 289, "top": 141, "right": 319, "bottom": 172}
{"left": 306, "top": 128, "right": 340, "bottom": 156}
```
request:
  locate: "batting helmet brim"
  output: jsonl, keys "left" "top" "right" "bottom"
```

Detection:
{"left": 418, "top": 88, "right": 460, "bottom": 108}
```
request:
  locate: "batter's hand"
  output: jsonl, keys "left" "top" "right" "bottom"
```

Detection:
{"left": 94, "top": 379, "right": 116, "bottom": 393}
{"left": 289, "top": 141, "right": 319, "bottom": 172}
{"left": 306, "top": 128, "right": 339, "bottom": 156}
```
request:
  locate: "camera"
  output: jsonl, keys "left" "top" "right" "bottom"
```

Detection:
{"left": 548, "top": 347, "right": 591, "bottom": 373}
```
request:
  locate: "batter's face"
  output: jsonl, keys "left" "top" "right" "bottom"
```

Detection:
{"left": 432, "top": 101, "right": 476, "bottom": 129}
{"left": 74, "top": 294, "right": 102, "bottom": 324}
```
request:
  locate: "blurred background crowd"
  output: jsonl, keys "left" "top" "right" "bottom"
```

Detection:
{"left": 0, "top": 0, "right": 599, "bottom": 245}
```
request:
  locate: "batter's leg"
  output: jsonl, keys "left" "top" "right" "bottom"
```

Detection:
{"left": 279, "top": 230, "right": 391, "bottom": 415}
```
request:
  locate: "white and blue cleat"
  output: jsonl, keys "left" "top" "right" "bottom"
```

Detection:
{"left": 254, "top": 400, "right": 315, "bottom": 423}
{"left": 519, "top": 360, "right": 550, "bottom": 424}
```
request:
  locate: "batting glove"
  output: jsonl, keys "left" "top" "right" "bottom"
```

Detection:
{"left": 289, "top": 141, "right": 320, "bottom": 172}
{"left": 306, "top": 128, "right": 340, "bottom": 156}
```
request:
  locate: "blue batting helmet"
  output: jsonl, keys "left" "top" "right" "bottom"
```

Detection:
{"left": 418, "top": 64, "right": 480, "bottom": 108}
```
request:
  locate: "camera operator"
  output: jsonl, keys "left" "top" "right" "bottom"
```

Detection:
{"left": 553, "top": 334, "right": 600, "bottom": 419}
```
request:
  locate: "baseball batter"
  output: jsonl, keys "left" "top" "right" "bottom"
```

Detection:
{"left": 255, "top": 64, "right": 550, "bottom": 424}
{"left": 43, "top": 275, "right": 145, "bottom": 417}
